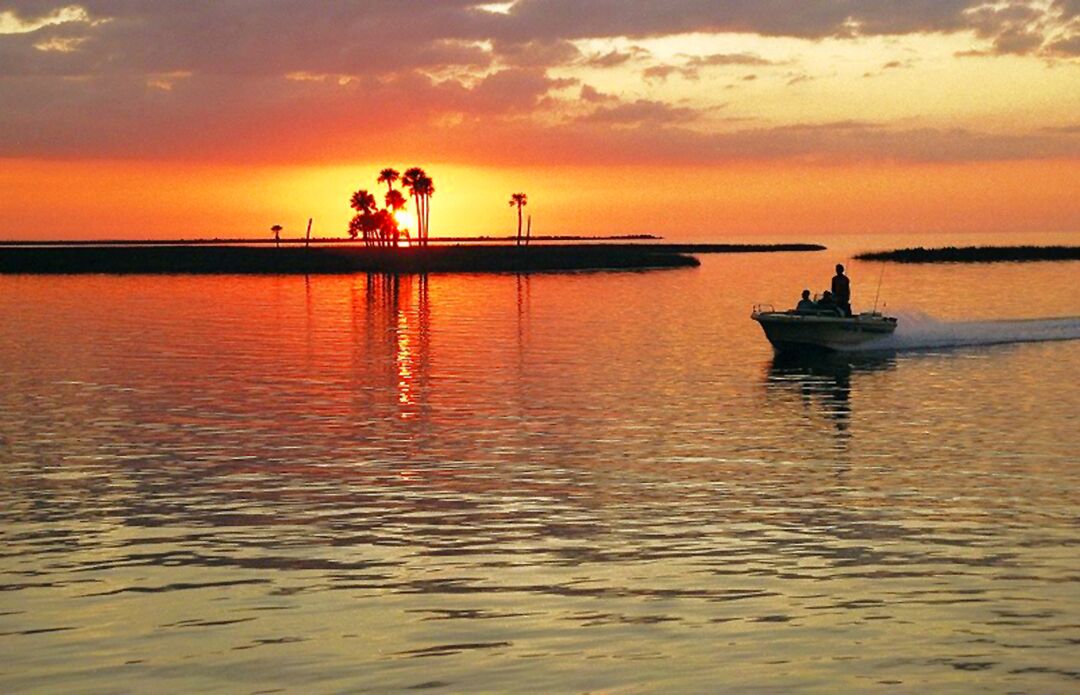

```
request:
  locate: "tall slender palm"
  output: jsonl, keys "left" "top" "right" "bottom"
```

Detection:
{"left": 377, "top": 168, "right": 400, "bottom": 194}
{"left": 270, "top": 224, "right": 283, "bottom": 248}
{"left": 415, "top": 175, "right": 435, "bottom": 245}
{"left": 401, "top": 167, "right": 425, "bottom": 191}
{"left": 509, "top": 193, "right": 527, "bottom": 246}
{"left": 401, "top": 167, "right": 426, "bottom": 244}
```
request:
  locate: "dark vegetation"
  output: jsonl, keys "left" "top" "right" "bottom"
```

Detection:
{"left": 509, "top": 193, "right": 529, "bottom": 245}
{"left": 0, "top": 243, "right": 825, "bottom": 275}
{"left": 856, "top": 245, "right": 1080, "bottom": 263}
{"left": 346, "top": 167, "right": 433, "bottom": 247}
{"left": 637, "top": 243, "right": 824, "bottom": 254}
{"left": 0, "top": 245, "right": 703, "bottom": 274}
{"left": 0, "top": 234, "right": 663, "bottom": 246}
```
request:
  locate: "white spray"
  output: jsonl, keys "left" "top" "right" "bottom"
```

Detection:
{"left": 850, "top": 310, "right": 1080, "bottom": 352}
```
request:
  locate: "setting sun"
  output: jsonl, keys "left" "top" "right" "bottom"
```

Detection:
{"left": 394, "top": 209, "right": 417, "bottom": 234}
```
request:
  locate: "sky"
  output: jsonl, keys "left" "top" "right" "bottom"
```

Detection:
{"left": 1, "top": 0, "right": 1078, "bottom": 240}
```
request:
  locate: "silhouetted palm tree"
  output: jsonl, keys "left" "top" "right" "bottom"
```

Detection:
{"left": 509, "top": 193, "right": 527, "bottom": 246}
{"left": 349, "top": 190, "right": 378, "bottom": 245}
{"left": 347, "top": 215, "right": 364, "bottom": 241}
{"left": 385, "top": 189, "right": 406, "bottom": 212}
{"left": 375, "top": 209, "right": 400, "bottom": 247}
{"left": 350, "top": 189, "right": 376, "bottom": 214}
{"left": 401, "top": 167, "right": 425, "bottom": 191}
{"left": 415, "top": 175, "right": 435, "bottom": 245}
{"left": 378, "top": 168, "right": 400, "bottom": 194}
{"left": 270, "top": 224, "right": 283, "bottom": 248}
{"left": 402, "top": 167, "right": 426, "bottom": 244}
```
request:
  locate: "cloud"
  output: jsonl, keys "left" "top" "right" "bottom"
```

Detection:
{"left": 641, "top": 51, "right": 777, "bottom": 81}
{"left": 1044, "top": 33, "right": 1080, "bottom": 56}
{"left": 1041, "top": 123, "right": 1080, "bottom": 133}
{"left": 583, "top": 48, "right": 638, "bottom": 68}
{"left": 579, "top": 84, "right": 617, "bottom": 102}
{"left": 0, "top": 1, "right": 1076, "bottom": 166}
{"left": 492, "top": 38, "right": 580, "bottom": 67}
{"left": 684, "top": 52, "right": 776, "bottom": 68}
{"left": 4, "top": 1, "right": 1072, "bottom": 83}
{"left": 466, "top": 67, "right": 577, "bottom": 112}
{"left": 483, "top": 0, "right": 977, "bottom": 41}
{"left": 490, "top": 120, "right": 1080, "bottom": 166}
{"left": 579, "top": 99, "right": 703, "bottom": 126}
{"left": 958, "top": 0, "right": 1080, "bottom": 56}
{"left": 642, "top": 64, "right": 681, "bottom": 82}
{"left": 863, "top": 58, "right": 914, "bottom": 77}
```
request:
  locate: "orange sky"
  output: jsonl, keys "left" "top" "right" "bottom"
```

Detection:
{"left": 1, "top": 2, "right": 1078, "bottom": 240}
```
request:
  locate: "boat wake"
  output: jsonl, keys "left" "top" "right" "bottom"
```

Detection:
{"left": 850, "top": 311, "right": 1080, "bottom": 352}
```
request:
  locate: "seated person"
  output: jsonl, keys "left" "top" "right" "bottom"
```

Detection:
{"left": 795, "top": 289, "right": 816, "bottom": 313}
{"left": 816, "top": 290, "right": 842, "bottom": 316}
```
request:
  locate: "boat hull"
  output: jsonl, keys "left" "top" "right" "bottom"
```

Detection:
{"left": 752, "top": 311, "right": 897, "bottom": 353}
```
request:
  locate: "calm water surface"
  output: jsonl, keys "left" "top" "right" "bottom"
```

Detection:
{"left": 1, "top": 239, "right": 1079, "bottom": 692}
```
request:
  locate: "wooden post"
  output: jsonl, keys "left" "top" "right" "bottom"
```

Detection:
{"left": 305, "top": 218, "right": 312, "bottom": 248}
{"left": 526, "top": 215, "right": 532, "bottom": 246}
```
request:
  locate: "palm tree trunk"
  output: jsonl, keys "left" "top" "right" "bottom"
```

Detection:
{"left": 424, "top": 194, "right": 431, "bottom": 246}
{"left": 417, "top": 195, "right": 423, "bottom": 246}
{"left": 517, "top": 206, "right": 522, "bottom": 246}
{"left": 413, "top": 193, "right": 421, "bottom": 246}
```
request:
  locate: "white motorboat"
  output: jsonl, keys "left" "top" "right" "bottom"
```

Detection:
{"left": 751, "top": 304, "right": 898, "bottom": 353}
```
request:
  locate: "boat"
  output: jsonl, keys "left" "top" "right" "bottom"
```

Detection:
{"left": 751, "top": 304, "right": 898, "bottom": 353}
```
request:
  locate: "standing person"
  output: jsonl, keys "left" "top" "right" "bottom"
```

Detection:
{"left": 831, "top": 264, "right": 851, "bottom": 317}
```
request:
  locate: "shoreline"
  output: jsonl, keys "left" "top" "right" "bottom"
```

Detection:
{"left": 0, "top": 235, "right": 662, "bottom": 247}
{"left": 0, "top": 243, "right": 824, "bottom": 275}
{"left": 856, "top": 245, "right": 1080, "bottom": 263}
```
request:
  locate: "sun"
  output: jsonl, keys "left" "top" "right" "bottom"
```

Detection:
{"left": 394, "top": 209, "right": 416, "bottom": 233}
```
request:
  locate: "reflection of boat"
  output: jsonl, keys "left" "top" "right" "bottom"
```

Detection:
{"left": 751, "top": 305, "right": 898, "bottom": 353}
{"left": 766, "top": 351, "right": 897, "bottom": 437}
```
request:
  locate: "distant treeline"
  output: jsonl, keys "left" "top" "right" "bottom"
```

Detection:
{"left": 856, "top": 246, "right": 1080, "bottom": 263}
{"left": 0, "top": 244, "right": 700, "bottom": 274}
{"left": 0, "top": 242, "right": 831, "bottom": 275}
{"left": 0, "top": 235, "right": 661, "bottom": 246}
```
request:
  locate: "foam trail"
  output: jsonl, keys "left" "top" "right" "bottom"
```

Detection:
{"left": 851, "top": 311, "right": 1080, "bottom": 352}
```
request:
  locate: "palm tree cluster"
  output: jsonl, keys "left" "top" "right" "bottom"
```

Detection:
{"left": 347, "top": 167, "right": 435, "bottom": 247}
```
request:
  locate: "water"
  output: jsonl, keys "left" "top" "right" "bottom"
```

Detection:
{"left": 1, "top": 241, "right": 1079, "bottom": 691}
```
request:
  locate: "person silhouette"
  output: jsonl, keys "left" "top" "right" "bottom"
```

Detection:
{"left": 795, "top": 289, "right": 816, "bottom": 313}
{"left": 817, "top": 290, "right": 841, "bottom": 316}
{"left": 831, "top": 264, "right": 851, "bottom": 317}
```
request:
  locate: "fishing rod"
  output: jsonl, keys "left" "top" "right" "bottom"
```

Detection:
{"left": 872, "top": 264, "right": 885, "bottom": 314}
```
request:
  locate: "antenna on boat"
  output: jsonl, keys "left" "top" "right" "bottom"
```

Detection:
{"left": 872, "top": 264, "right": 885, "bottom": 314}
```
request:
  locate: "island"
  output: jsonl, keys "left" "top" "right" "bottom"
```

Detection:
{"left": 855, "top": 245, "right": 1080, "bottom": 263}
{"left": 0, "top": 242, "right": 826, "bottom": 275}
